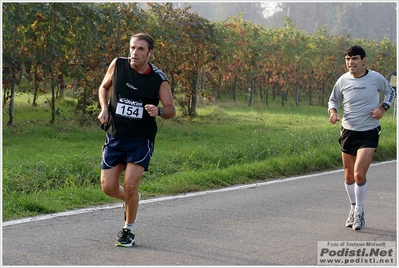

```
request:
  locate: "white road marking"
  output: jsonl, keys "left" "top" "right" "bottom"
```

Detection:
{"left": 2, "top": 160, "right": 395, "bottom": 227}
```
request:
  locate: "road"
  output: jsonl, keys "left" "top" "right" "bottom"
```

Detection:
{"left": 2, "top": 160, "right": 397, "bottom": 266}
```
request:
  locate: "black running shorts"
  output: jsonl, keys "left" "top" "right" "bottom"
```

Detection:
{"left": 338, "top": 126, "right": 381, "bottom": 156}
{"left": 101, "top": 133, "right": 154, "bottom": 170}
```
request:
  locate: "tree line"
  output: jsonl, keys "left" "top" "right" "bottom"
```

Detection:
{"left": 2, "top": 2, "right": 397, "bottom": 125}
{"left": 182, "top": 2, "right": 397, "bottom": 43}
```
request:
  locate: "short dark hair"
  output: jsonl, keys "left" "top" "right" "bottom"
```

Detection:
{"left": 131, "top": 33, "right": 154, "bottom": 50}
{"left": 344, "top": 45, "right": 366, "bottom": 59}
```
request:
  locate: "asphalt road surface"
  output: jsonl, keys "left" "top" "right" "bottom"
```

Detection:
{"left": 2, "top": 160, "right": 397, "bottom": 266}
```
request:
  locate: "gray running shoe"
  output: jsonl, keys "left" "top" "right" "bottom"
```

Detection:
{"left": 345, "top": 209, "right": 355, "bottom": 227}
{"left": 352, "top": 210, "right": 365, "bottom": 230}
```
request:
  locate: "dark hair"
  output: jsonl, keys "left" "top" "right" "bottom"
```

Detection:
{"left": 131, "top": 33, "right": 154, "bottom": 50}
{"left": 344, "top": 45, "right": 366, "bottom": 59}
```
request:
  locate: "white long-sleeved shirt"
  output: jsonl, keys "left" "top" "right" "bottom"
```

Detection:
{"left": 328, "top": 70, "right": 396, "bottom": 131}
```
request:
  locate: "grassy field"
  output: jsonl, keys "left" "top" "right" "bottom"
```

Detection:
{"left": 2, "top": 93, "right": 397, "bottom": 221}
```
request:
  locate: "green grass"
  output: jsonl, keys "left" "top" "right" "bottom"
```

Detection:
{"left": 2, "top": 94, "right": 397, "bottom": 221}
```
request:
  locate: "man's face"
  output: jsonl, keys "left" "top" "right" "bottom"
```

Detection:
{"left": 345, "top": 55, "right": 366, "bottom": 76}
{"left": 129, "top": 38, "right": 151, "bottom": 67}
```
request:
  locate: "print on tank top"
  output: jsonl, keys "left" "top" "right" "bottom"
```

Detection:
{"left": 115, "top": 96, "right": 144, "bottom": 120}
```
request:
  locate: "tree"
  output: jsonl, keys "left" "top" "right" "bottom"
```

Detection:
{"left": 146, "top": 3, "right": 215, "bottom": 116}
{"left": 2, "top": 3, "right": 27, "bottom": 125}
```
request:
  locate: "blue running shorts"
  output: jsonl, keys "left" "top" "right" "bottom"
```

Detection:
{"left": 101, "top": 133, "right": 154, "bottom": 171}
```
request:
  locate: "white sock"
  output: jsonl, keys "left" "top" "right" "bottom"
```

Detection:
{"left": 345, "top": 182, "right": 356, "bottom": 208}
{"left": 124, "top": 223, "right": 134, "bottom": 232}
{"left": 355, "top": 181, "right": 367, "bottom": 213}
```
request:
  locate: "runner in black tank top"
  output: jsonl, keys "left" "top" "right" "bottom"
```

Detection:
{"left": 97, "top": 33, "right": 176, "bottom": 247}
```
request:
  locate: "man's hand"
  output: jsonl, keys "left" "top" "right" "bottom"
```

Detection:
{"left": 329, "top": 109, "right": 340, "bottom": 124}
{"left": 98, "top": 108, "right": 109, "bottom": 124}
{"left": 145, "top": 104, "right": 158, "bottom": 117}
{"left": 371, "top": 107, "right": 385, "bottom": 120}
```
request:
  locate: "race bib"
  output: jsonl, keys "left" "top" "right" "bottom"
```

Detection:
{"left": 115, "top": 98, "right": 144, "bottom": 119}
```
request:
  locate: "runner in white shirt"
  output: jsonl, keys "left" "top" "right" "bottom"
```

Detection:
{"left": 328, "top": 45, "right": 395, "bottom": 230}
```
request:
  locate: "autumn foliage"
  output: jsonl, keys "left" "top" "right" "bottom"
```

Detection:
{"left": 2, "top": 3, "right": 397, "bottom": 124}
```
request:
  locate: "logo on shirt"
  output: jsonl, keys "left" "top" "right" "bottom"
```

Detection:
{"left": 353, "top": 86, "right": 366, "bottom": 90}
{"left": 119, "top": 98, "right": 142, "bottom": 106}
{"left": 126, "top": 82, "right": 138, "bottom": 90}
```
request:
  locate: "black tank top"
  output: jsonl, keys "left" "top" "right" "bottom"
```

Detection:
{"left": 106, "top": 57, "right": 168, "bottom": 142}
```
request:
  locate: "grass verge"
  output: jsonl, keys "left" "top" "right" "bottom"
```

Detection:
{"left": 2, "top": 95, "right": 397, "bottom": 221}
